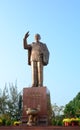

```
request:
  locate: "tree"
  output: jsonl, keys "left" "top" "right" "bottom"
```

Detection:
{"left": 51, "top": 103, "right": 64, "bottom": 126}
{"left": 0, "top": 82, "right": 22, "bottom": 120}
{"left": 64, "top": 92, "right": 80, "bottom": 117}
{"left": 0, "top": 85, "right": 9, "bottom": 114}
{"left": 52, "top": 103, "right": 64, "bottom": 117}
{"left": 7, "top": 83, "right": 22, "bottom": 120}
{"left": 17, "top": 94, "right": 22, "bottom": 119}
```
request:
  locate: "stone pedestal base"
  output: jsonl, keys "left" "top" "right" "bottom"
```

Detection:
{"left": 22, "top": 87, "right": 52, "bottom": 125}
{"left": 0, "top": 126, "right": 80, "bottom": 130}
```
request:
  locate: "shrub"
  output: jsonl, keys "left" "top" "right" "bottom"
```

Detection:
{"left": 51, "top": 118, "right": 63, "bottom": 126}
{"left": 51, "top": 118, "right": 56, "bottom": 125}
{"left": 56, "top": 119, "right": 63, "bottom": 126}
{"left": 2, "top": 118, "right": 6, "bottom": 126}
{"left": 6, "top": 120, "right": 11, "bottom": 126}
{"left": 0, "top": 119, "right": 2, "bottom": 126}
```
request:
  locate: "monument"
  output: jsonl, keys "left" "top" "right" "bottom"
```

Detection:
{"left": 22, "top": 31, "right": 52, "bottom": 126}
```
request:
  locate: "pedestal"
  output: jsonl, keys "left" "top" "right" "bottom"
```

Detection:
{"left": 22, "top": 87, "right": 52, "bottom": 125}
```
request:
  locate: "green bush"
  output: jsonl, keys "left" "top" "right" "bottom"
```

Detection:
{"left": 56, "top": 119, "right": 63, "bottom": 126}
{"left": 0, "top": 119, "right": 2, "bottom": 126}
{"left": 6, "top": 120, "right": 11, "bottom": 126}
{"left": 51, "top": 118, "right": 56, "bottom": 125}
{"left": 51, "top": 118, "right": 63, "bottom": 126}
{"left": 2, "top": 118, "right": 6, "bottom": 126}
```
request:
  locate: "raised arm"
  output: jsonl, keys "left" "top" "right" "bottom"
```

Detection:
{"left": 23, "top": 31, "right": 31, "bottom": 49}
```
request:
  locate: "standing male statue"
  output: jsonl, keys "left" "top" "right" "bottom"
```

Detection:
{"left": 23, "top": 31, "right": 49, "bottom": 87}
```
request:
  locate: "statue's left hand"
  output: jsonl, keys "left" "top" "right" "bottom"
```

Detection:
{"left": 25, "top": 31, "right": 30, "bottom": 39}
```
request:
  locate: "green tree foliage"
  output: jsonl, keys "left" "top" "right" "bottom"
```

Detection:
{"left": 64, "top": 92, "right": 80, "bottom": 117}
{"left": 7, "top": 83, "right": 19, "bottom": 119}
{"left": 52, "top": 103, "right": 64, "bottom": 117}
{"left": 17, "top": 95, "right": 22, "bottom": 119}
{"left": 0, "top": 85, "right": 9, "bottom": 114}
{"left": 51, "top": 103, "right": 64, "bottom": 126}
{"left": 0, "top": 83, "right": 22, "bottom": 120}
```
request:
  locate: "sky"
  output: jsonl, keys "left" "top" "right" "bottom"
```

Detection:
{"left": 0, "top": 0, "right": 80, "bottom": 106}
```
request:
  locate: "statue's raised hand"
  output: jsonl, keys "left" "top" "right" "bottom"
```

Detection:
{"left": 25, "top": 31, "right": 30, "bottom": 39}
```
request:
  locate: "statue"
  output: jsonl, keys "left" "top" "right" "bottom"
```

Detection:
{"left": 23, "top": 31, "right": 49, "bottom": 87}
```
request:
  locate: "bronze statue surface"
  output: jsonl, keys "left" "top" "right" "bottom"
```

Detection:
{"left": 23, "top": 31, "right": 49, "bottom": 87}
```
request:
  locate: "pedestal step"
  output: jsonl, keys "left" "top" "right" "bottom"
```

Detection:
{"left": 0, "top": 126, "right": 79, "bottom": 130}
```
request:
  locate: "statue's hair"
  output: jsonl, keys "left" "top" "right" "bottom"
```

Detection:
{"left": 35, "top": 34, "right": 41, "bottom": 40}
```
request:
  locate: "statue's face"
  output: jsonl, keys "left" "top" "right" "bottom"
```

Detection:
{"left": 35, "top": 35, "right": 39, "bottom": 42}
{"left": 35, "top": 34, "right": 41, "bottom": 42}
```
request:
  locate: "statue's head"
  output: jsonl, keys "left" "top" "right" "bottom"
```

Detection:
{"left": 35, "top": 34, "right": 41, "bottom": 42}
